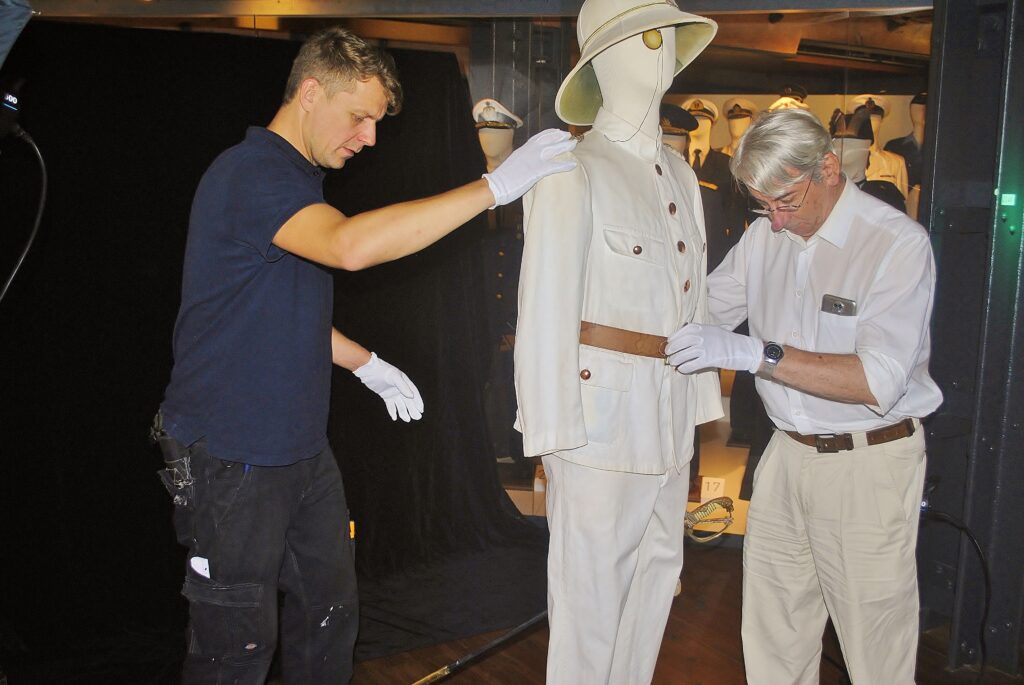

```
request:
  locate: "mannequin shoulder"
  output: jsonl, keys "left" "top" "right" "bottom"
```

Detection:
{"left": 530, "top": 147, "right": 588, "bottom": 195}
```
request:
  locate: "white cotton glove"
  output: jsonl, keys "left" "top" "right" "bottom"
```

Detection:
{"left": 482, "top": 128, "right": 578, "bottom": 207}
{"left": 353, "top": 353, "right": 424, "bottom": 422}
{"left": 665, "top": 323, "right": 763, "bottom": 374}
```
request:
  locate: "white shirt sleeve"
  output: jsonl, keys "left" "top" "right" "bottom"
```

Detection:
{"left": 855, "top": 228, "right": 936, "bottom": 415}
{"left": 706, "top": 223, "right": 755, "bottom": 332}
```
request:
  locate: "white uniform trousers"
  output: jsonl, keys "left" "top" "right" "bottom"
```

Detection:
{"left": 742, "top": 426, "right": 927, "bottom": 685}
{"left": 543, "top": 454, "right": 689, "bottom": 685}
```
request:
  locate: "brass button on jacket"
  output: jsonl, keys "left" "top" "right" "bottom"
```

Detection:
{"left": 580, "top": 369, "right": 592, "bottom": 380}
{"left": 668, "top": 202, "right": 677, "bottom": 215}
{"left": 677, "top": 240, "right": 686, "bottom": 253}
{"left": 632, "top": 245, "right": 643, "bottom": 255}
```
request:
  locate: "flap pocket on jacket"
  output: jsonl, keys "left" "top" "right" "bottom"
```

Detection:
{"left": 579, "top": 346, "right": 633, "bottom": 391}
{"left": 603, "top": 226, "right": 666, "bottom": 266}
{"left": 579, "top": 347, "right": 633, "bottom": 444}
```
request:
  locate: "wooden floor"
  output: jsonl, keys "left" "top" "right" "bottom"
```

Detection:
{"left": 352, "top": 543, "right": 1022, "bottom": 685}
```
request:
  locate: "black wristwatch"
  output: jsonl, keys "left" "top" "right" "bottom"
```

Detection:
{"left": 757, "top": 341, "right": 785, "bottom": 380}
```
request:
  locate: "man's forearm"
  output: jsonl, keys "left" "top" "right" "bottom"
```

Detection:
{"left": 331, "top": 328, "right": 372, "bottom": 371}
{"left": 771, "top": 346, "right": 878, "bottom": 405}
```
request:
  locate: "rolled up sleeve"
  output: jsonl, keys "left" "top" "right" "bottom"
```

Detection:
{"left": 856, "top": 230, "right": 936, "bottom": 415}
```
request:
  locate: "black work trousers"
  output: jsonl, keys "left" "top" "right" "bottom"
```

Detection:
{"left": 166, "top": 439, "right": 358, "bottom": 685}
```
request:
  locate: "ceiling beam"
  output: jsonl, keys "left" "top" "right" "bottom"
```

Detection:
{"left": 30, "top": 0, "right": 932, "bottom": 19}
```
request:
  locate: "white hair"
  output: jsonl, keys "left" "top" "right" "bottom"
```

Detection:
{"left": 729, "top": 108, "right": 834, "bottom": 197}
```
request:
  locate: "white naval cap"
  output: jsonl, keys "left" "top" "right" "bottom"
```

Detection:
{"left": 472, "top": 98, "right": 523, "bottom": 129}
{"left": 681, "top": 97, "right": 719, "bottom": 123}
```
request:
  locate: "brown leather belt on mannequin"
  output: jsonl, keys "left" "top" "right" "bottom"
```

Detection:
{"left": 784, "top": 418, "right": 916, "bottom": 453}
{"left": 579, "top": 321, "right": 667, "bottom": 359}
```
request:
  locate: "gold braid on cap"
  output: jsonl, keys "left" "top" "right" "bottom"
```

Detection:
{"left": 475, "top": 120, "right": 516, "bottom": 130}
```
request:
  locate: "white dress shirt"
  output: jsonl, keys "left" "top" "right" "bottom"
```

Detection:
{"left": 708, "top": 179, "right": 942, "bottom": 434}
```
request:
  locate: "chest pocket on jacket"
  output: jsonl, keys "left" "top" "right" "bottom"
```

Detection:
{"left": 815, "top": 312, "right": 859, "bottom": 354}
{"left": 603, "top": 226, "right": 667, "bottom": 267}
{"left": 579, "top": 346, "right": 633, "bottom": 445}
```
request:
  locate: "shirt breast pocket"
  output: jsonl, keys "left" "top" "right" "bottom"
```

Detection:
{"left": 579, "top": 346, "right": 634, "bottom": 445}
{"left": 815, "top": 312, "right": 859, "bottom": 354}
{"left": 603, "top": 226, "right": 667, "bottom": 267}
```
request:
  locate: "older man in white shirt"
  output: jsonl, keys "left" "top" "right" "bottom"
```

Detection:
{"left": 667, "top": 107, "right": 942, "bottom": 685}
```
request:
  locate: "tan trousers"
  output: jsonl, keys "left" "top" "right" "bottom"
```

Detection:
{"left": 742, "top": 426, "right": 927, "bottom": 685}
{"left": 543, "top": 454, "right": 690, "bottom": 685}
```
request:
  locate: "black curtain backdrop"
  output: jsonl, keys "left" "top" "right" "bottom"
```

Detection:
{"left": 0, "top": 21, "right": 544, "bottom": 681}
{"left": 323, "top": 51, "right": 543, "bottom": 577}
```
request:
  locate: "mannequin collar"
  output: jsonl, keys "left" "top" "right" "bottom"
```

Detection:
{"left": 592, "top": 107, "right": 663, "bottom": 162}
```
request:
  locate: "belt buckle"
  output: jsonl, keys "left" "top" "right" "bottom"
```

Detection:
{"left": 814, "top": 434, "right": 841, "bottom": 453}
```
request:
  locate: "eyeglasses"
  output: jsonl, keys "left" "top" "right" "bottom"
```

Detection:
{"left": 750, "top": 177, "right": 812, "bottom": 216}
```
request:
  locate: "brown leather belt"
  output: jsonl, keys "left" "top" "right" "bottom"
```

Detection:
{"left": 784, "top": 418, "right": 916, "bottom": 453}
{"left": 579, "top": 321, "right": 667, "bottom": 359}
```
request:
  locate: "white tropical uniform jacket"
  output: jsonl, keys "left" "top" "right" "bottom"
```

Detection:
{"left": 514, "top": 107, "right": 723, "bottom": 473}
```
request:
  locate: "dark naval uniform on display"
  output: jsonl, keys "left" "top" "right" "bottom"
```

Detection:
{"left": 884, "top": 92, "right": 927, "bottom": 191}
{"left": 681, "top": 98, "right": 744, "bottom": 272}
{"left": 658, "top": 101, "right": 698, "bottom": 156}
{"left": 883, "top": 135, "right": 922, "bottom": 188}
{"left": 473, "top": 98, "right": 528, "bottom": 467}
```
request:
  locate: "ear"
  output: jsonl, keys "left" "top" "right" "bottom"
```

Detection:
{"left": 297, "top": 77, "right": 321, "bottom": 113}
{"left": 822, "top": 152, "right": 842, "bottom": 187}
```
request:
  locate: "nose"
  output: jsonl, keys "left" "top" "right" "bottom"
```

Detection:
{"left": 770, "top": 211, "right": 787, "bottom": 232}
{"left": 359, "top": 119, "right": 377, "bottom": 147}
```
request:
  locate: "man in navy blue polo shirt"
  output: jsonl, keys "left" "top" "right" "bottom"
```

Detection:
{"left": 156, "top": 26, "right": 576, "bottom": 685}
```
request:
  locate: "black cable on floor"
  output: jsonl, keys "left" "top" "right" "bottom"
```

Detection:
{"left": 921, "top": 506, "right": 991, "bottom": 684}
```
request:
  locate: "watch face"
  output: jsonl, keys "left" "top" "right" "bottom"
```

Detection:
{"left": 765, "top": 343, "right": 784, "bottom": 361}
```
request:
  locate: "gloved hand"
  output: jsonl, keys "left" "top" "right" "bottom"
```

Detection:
{"left": 353, "top": 353, "right": 424, "bottom": 422}
{"left": 483, "top": 128, "right": 578, "bottom": 207}
{"left": 666, "top": 323, "right": 763, "bottom": 374}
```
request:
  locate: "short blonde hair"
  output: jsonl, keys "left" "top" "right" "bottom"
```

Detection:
{"left": 283, "top": 26, "right": 402, "bottom": 115}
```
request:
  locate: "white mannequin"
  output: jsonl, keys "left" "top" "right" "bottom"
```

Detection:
{"left": 517, "top": 19, "right": 721, "bottom": 685}
{"left": 833, "top": 137, "right": 870, "bottom": 184}
{"left": 864, "top": 111, "right": 909, "bottom": 200}
{"left": 721, "top": 116, "right": 750, "bottom": 157}
{"left": 591, "top": 28, "right": 675, "bottom": 137}
{"left": 905, "top": 102, "right": 926, "bottom": 218}
{"left": 478, "top": 127, "right": 515, "bottom": 172}
{"left": 910, "top": 102, "right": 926, "bottom": 148}
{"left": 687, "top": 117, "right": 711, "bottom": 167}
{"left": 663, "top": 132, "right": 688, "bottom": 157}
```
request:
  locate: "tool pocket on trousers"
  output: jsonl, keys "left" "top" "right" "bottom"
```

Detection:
{"left": 579, "top": 346, "right": 633, "bottom": 445}
{"left": 158, "top": 463, "right": 194, "bottom": 509}
{"left": 182, "top": 577, "right": 266, "bottom": 658}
